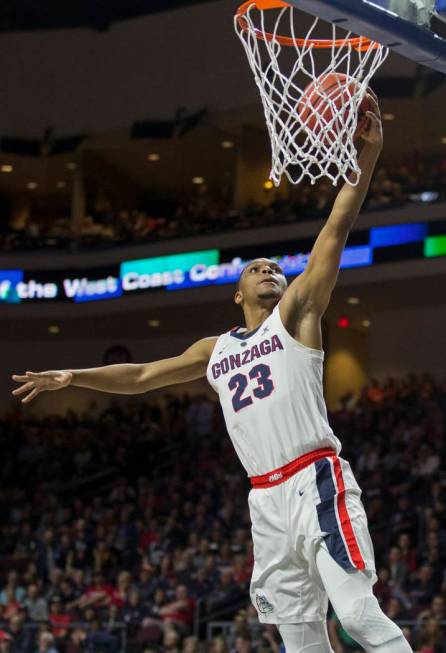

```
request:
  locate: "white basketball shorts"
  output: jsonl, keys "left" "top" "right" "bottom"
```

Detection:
{"left": 248, "top": 453, "right": 376, "bottom": 624}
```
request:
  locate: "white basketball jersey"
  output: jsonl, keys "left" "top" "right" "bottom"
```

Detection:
{"left": 206, "top": 303, "right": 341, "bottom": 477}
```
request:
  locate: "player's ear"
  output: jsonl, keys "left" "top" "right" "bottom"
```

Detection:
{"left": 234, "top": 289, "right": 243, "bottom": 306}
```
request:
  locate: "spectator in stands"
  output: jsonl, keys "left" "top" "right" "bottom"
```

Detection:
{"left": 374, "top": 567, "right": 393, "bottom": 607}
{"left": 383, "top": 598, "right": 410, "bottom": 622}
{"left": 48, "top": 597, "right": 73, "bottom": 640}
{"left": 85, "top": 618, "right": 118, "bottom": 653}
{"left": 162, "top": 627, "right": 181, "bottom": 653}
{"left": 231, "top": 635, "right": 252, "bottom": 653}
{"left": 390, "top": 497, "right": 417, "bottom": 538}
{"left": 0, "top": 632, "right": 12, "bottom": 653}
{"left": 387, "top": 547, "right": 409, "bottom": 588}
{"left": 159, "top": 585, "right": 195, "bottom": 633}
{"left": 186, "top": 396, "right": 214, "bottom": 438}
{"left": 415, "top": 617, "right": 444, "bottom": 653}
{"left": 65, "top": 629, "right": 87, "bottom": 653}
{"left": 232, "top": 609, "right": 251, "bottom": 640}
{"left": 417, "top": 595, "right": 446, "bottom": 623}
{"left": 36, "top": 531, "right": 58, "bottom": 581}
{"left": 23, "top": 586, "right": 48, "bottom": 622}
{"left": 67, "top": 570, "right": 86, "bottom": 607}
{"left": 260, "top": 627, "right": 281, "bottom": 653}
{"left": 206, "top": 570, "right": 243, "bottom": 616}
{"left": 0, "top": 574, "right": 26, "bottom": 607}
{"left": 111, "top": 571, "right": 132, "bottom": 608}
{"left": 45, "top": 571, "right": 66, "bottom": 610}
{"left": 122, "top": 588, "right": 150, "bottom": 638}
{"left": 136, "top": 562, "right": 159, "bottom": 603}
{"left": 7, "top": 614, "right": 34, "bottom": 653}
{"left": 365, "top": 378, "right": 384, "bottom": 404}
{"left": 78, "top": 573, "right": 113, "bottom": 610}
{"left": 397, "top": 533, "right": 418, "bottom": 573}
{"left": 182, "top": 636, "right": 200, "bottom": 653}
{"left": 209, "top": 638, "right": 228, "bottom": 653}
{"left": 414, "top": 445, "right": 441, "bottom": 477}
{"left": 36, "top": 633, "right": 59, "bottom": 653}
{"left": 2, "top": 152, "right": 446, "bottom": 252}
{"left": 104, "top": 604, "right": 122, "bottom": 639}
{"left": 408, "top": 566, "right": 439, "bottom": 611}
{"left": 3, "top": 590, "right": 22, "bottom": 620}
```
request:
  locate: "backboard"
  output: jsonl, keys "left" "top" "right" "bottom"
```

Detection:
{"left": 286, "top": 0, "right": 446, "bottom": 73}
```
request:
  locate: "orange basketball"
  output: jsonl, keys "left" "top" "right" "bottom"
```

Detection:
{"left": 298, "top": 73, "right": 372, "bottom": 141}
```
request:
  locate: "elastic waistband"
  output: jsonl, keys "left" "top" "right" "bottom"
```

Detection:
{"left": 250, "top": 447, "right": 336, "bottom": 489}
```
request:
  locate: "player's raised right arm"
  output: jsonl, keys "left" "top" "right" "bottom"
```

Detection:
{"left": 11, "top": 337, "right": 217, "bottom": 404}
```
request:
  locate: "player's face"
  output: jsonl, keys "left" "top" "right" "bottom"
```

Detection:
{"left": 235, "top": 259, "right": 287, "bottom": 307}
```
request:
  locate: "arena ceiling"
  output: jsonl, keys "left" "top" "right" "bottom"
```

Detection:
{"left": 0, "top": 0, "right": 211, "bottom": 32}
{"left": 0, "top": 90, "right": 444, "bottom": 203}
{"left": 0, "top": 0, "right": 444, "bottom": 199}
{"left": 0, "top": 0, "right": 443, "bottom": 140}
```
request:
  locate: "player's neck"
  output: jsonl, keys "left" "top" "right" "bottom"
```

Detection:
{"left": 242, "top": 305, "right": 273, "bottom": 332}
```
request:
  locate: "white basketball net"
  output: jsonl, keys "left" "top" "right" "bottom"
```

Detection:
{"left": 235, "top": 3, "right": 389, "bottom": 187}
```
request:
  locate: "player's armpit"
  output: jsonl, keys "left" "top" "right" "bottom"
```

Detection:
{"left": 278, "top": 293, "right": 324, "bottom": 351}
{"left": 138, "top": 336, "right": 218, "bottom": 392}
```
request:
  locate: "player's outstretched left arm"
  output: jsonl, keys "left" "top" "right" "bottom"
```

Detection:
{"left": 285, "top": 94, "right": 382, "bottom": 320}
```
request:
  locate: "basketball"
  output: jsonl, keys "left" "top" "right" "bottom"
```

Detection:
{"left": 298, "top": 73, "right": 373, "bottom": 141}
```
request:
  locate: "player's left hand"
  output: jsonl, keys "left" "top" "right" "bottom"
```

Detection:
{"left": 359, "top": 92, "right": 383, "bottom": 147}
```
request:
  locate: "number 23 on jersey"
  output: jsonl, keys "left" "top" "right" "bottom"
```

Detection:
{"left": 228, "top": 363, "right": 275, "bottom": 412}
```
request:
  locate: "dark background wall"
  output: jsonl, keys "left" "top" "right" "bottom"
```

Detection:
{"left": 0, "top": 0, "right": 431, "bottom": 137}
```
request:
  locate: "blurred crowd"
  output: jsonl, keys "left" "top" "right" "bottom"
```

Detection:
{"left": 1, "top": 155, "right": 446, "bottom": 252}
{"left": 0, "top": 373, "right": 446, "bottom": 653}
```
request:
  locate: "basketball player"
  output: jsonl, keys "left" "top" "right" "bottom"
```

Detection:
{"left": 12, "top": 96, "right": 412, "bottom": 653}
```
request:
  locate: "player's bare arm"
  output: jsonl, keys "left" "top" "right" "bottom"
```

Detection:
{"left": 11, "top": 337, "right": 217, "bottom": 404}
{"left": 280, "top": 94, "right": 383, "bottom": 350}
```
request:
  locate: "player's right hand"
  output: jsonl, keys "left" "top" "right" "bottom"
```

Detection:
{"left": 11, "top": 370, "right": 73, "bottom": 403}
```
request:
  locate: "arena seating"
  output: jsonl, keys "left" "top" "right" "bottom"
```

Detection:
{"left": 2, "top": 156, "right": 445, "bottom": 253}
{"left": 0, "top": 375, "right": 445, "bottom": 652}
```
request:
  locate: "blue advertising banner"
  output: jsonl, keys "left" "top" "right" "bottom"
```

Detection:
{"left": 0, "top": 219, "right": 444, "bottom": 304}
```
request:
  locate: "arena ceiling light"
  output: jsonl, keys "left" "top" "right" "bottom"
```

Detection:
{"left": 1, "top": 164, "right": 13, "bottom": 173}
{"left": 363, "top": 320, "right": 371, "bottom": 328}
{"left": 147, "top": 153, "right": 160, "bottom": 162}
{"left": 67, "top": 162, "right": 77, "bottom": 170}
{"left": 382, "top": 113, "right": 395, "bottom": 121}
{"left": 222, "top": 140, "right": 235, "bottom": 149}
{"left": 48, "top": 325, "right": 60, "bottom": 334}
{"left": 26, "top": 182, "right": 38, "bottom": 190}
{"left": 347, "top": 297, "right": 360, "bottom": 305}
{"left": 192, "top": 176, "right": 205, "bottom": 185}
{"left": 148, "top": 320, "right": 160, "bottom": 328}
{"left": 56, "top": 181, "right": 66, "bottom": 189}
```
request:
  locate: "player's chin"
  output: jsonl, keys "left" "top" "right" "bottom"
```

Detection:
{"left": 257, "top": 288, "right": 281, "bottom": 300}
